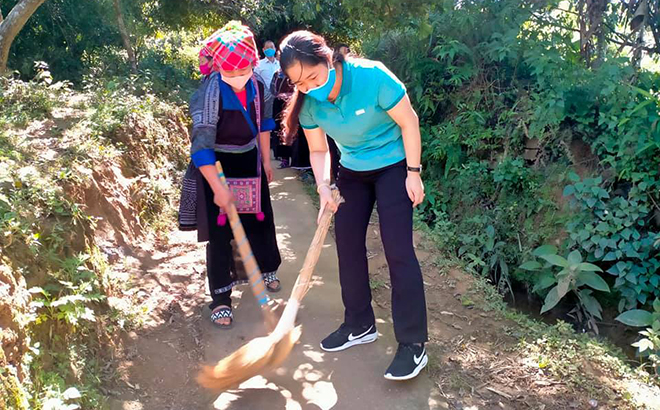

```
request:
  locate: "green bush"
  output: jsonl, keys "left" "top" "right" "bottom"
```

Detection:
{"left": 0, "top": 64, "right": 69, "bottom": 127}
{"left": 362, "top": 0, "right": 660, "bottom": 340}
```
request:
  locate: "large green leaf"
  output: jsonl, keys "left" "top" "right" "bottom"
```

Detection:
{"left": 533, "top": 245, "right": 557, "bottom": 257}
{"left": 577, "top": 271, "right": 610, "bottom": 292}
{"left": 540, "top": 254, "right": 569, "bottom": 268}
{"left": 541, "top": 286, "right": 562, "bottom": 314}
{"left": 579, "top": 290, "right": 603, "bottom": 320}
{"left": 578, "top": 263, "right": 602, "bottom": 272}
{"left": 615, "top": 310, "right": 654, "bottom": 327}
{"left": 654, "top": 298, "right": 660, "bottom": 313}
{"left": 567, "top": 250, "right": 582, "bottom": 266}
{"left": 533, "top": 272, "right": 557, "bottom": 293}
{"left": 557, "top": 277, "right": 571, "bottom": 298}
{"left": 520, "top": 261, "right": 542, "bottom": 271}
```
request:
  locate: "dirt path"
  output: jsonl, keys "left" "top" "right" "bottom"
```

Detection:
{"left": 106, "top": 162, "right": 656, "bottom": 410}
{"left": 108, "top": 164, "right": 445, "bottom": 410}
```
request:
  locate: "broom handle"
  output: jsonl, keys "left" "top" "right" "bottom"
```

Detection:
{"left": 215, "top": 161, "right": 277, "bottom": 330}
{"left": 291, "top": 189, "right": 343, "bottom": 302}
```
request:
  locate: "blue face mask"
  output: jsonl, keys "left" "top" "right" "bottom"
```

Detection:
{"left": 264, "top": 49, "right": 276, "bottom": 58}
{"left": 303, "top": 67, "right": 336, "bottom": 102}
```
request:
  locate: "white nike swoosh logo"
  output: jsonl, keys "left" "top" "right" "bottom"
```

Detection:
{"left": 348, "top": 326, "right": 373, "bottom": 341}
{"left": 414, "top": 348, "right": 426, "bottom": 365}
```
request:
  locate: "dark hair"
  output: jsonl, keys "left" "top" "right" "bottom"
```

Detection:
{"left": 279, "top": 30, "right": 345, "bottom": 144}
{"left": 336, "top": 43, "right": 350, "bottom": 52}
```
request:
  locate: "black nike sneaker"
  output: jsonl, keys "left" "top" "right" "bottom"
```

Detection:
{"left": 384, "top": 343, "right": 428, "bottom": 380}
{"left": 320, "top": 323, "right": 378, "bottom": 352}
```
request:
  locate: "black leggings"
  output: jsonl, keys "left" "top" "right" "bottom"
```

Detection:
{"left": 334, "top": 160, "right": 428, "bottom": 344}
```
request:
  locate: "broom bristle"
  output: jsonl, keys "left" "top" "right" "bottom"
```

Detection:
{"left": 196, "top": 326, "right": 302, "bottom": 391}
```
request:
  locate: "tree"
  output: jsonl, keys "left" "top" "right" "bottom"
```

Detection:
{"left": 113, "top": 0, "right": 137, "bottom": 73}
{"left": 0, "top": 0, "right": 48, "bottom": 73}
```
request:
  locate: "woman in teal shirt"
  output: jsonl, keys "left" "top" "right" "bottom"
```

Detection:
{"left": 279, "top": 31, "right": 428, "bottom": 381}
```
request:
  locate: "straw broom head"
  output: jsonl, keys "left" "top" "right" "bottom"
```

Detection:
{"left": 197, "top": 189, "right": 342, "bottom": 391}
{"left": 196, "top": 324, "right": 302, "bottom": 391}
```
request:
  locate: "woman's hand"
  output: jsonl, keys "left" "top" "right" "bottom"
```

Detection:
{"left": 318, "top": 185, "right": 339, "bottom": 224}
{"left": 264, "top": 162, "right": 274, "bottom": 183}
{"left": 213, "top": 186, "right": 234, "bottom": 210}
{"left": 405, "top": 172, "right": 425, "bottom": 207}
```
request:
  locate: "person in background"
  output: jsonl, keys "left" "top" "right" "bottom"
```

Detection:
{"left": 270, "top": 69, "right": 293, "bottom": 168}
{"left": 255, "top": 40, "right": 281, "bottom": 162}
{"left": 255, "top": 40, "right": 280, "bottom": 89}
{"left": 336, "top": 43, "right": 350, "bottom": 58}
{"left": 269, "top": 69, "right": 312, "bottom": 172}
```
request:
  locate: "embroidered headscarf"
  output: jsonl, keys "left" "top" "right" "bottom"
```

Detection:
{"left": 202, "top": 21, "right": 259, "bottom": 72}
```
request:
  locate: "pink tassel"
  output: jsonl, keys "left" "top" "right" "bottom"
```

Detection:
{"left": 256, "top": 212, "right": 265, "bottom": 221}
{"left": 217, "top": 214, "right": 227, "bottom": 226}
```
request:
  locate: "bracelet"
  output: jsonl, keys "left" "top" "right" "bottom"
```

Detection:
{"left": 316, "top": 183, "right": 330, "bottom": 194}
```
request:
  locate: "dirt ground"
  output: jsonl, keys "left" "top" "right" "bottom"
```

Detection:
{"left": 103, "top": 164, "right": 659, "bottom": 410}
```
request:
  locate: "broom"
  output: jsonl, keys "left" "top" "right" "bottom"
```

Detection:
{"left": 213, "top": 160, "right": 279, "bottom": 331}
{"left": 197, "top": 183, "right": 343, "bottom": 391}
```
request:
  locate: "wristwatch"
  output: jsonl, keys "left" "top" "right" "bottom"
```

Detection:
{"left": 407, "top": 165, "right": 422, "bottom": 173}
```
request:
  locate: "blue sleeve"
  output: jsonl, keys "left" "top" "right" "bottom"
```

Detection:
{"left": 375, "top": 62, "right": 406, "bottom": 111}
{"left": 192, "top": 149, "right": 216, "bottom": 167}
{"left": 261, "top": 117, "right": 276, "bottom": 132}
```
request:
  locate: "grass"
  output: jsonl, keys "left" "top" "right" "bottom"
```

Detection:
{"left": 461, "top": 272, "right": 660, "bottom": 407}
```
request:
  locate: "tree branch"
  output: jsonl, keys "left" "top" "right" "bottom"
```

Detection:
{"left": 0, "top": 0, "right": 49, "bottom": 73}
{"left": 531, "top": 13, "right": 658, "bottom": 55}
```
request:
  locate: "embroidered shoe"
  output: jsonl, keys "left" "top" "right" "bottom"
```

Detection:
{"left": 320, "top": 323, "right": 378, "bottom": 352}
{"left": 384, "top": 343, "right": 428, "bottom": 381}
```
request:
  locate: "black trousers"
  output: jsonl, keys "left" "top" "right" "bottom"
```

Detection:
{"left": 335, "top": 160, "right": 428, "bottom": 344}
{"left": 202, "top": 149, "right": 281, "bottom": 311}
{"left": 327, "top": 136, "right": 341, "bottom": 183}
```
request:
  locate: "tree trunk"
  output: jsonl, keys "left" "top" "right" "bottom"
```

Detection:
{"left": 113, "top": 0, "right": 138, "bottom": 74}
{"left": 0, "top": 0, "right": 48, "bottom": 73}
{"left": 588, "top": 0, "right": 608, "bottom": 67}
{"left": 577, "top": 0, "right": 590, "bottom": 63}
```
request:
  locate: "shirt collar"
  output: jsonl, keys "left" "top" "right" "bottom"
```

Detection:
{"left": 219, "top": 76, "right": 256, "bottom": 112}
{"left": 338, "top": 60, "right": 352, "bottom": 98}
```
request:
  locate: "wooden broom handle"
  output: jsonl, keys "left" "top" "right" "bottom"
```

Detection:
{"left": 291, "top": 189, "right": 343, "bottom": 302}
{"left": 215, "top": 161, "right": 277, "bottom": 329}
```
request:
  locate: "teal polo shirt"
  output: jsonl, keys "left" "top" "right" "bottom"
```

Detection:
{"left": 299, "top": 58, "right": 407, "bottom": 171}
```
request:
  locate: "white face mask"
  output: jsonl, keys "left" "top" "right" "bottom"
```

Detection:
{"left": 222, "top": 72, "right": 252, "bottom": 90}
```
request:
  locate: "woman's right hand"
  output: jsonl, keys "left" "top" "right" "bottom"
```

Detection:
{"left": 318, "top": 185, "right": 338, "bottom": 224}
{"left": 213, "top": 186, "right": 234, "bottom": 210}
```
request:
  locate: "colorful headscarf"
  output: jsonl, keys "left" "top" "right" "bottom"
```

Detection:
{"left": 202, "top": 21, "right": 259, "bottom": 72}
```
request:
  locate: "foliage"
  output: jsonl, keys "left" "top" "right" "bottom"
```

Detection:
{"left": 563, "top": 172, "right": 660, "bottom": 311}
{"left": 520, "top": 245, "right": 610, "bottom": 332}
{"left": 4, "top": 0, "right": 660, "bottom": 401}
{"left": 1, "top": 65, "right": 187, "bottom": 406}
{"left": 360, "top": 0, "right": 660, "bottom": 329}
{"left": 616, "top": 298, "right": 660, "bottom": 375}
{"left": 0, "top": 63, "right": 68, "bottom": 127}
{"left": 465, "top": 272, "right": 657, "bottom": 404}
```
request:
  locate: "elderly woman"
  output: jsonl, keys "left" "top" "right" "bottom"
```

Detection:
{"left": 189, "top": 21, "right": 282, "bottom": 328}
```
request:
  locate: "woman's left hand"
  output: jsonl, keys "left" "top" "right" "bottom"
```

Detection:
{"left": 264, "top": 162, "right": 274, "bottom": 183}
{"left": 406, "top": 172, "right": 425, "bottom": 208}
